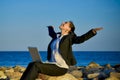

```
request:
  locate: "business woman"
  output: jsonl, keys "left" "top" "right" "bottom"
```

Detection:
{"left": 20, "top": 21, "right": 103, "bottom": 80}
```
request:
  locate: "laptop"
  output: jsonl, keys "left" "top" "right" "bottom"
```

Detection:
{"left": 28, "top": 47, "right": 42, "bottom": 62}
{"left": 28, "top": 47, "right": 56, "bottom": 64}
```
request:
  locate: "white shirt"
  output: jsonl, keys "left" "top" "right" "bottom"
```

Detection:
{"left": 49, "top": 35, "right": 69, "bottom": 69}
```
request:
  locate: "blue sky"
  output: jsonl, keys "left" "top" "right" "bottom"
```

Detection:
{"left": 0, "top": 0, "right": 120, "bottom": 51}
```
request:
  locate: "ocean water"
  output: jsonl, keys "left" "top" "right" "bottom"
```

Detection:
{"left": 0, "top": 51, "right": 120, "bottom": 67}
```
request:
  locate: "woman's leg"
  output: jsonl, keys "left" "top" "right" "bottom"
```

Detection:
{"left": 36, "top": 63, "right": 68, "bottom": 76}
{"left": 20, "top": 62, "right": 36, "bottom": 80}
{"left": 20, "top": 62, "right": 68, "bottom": 80}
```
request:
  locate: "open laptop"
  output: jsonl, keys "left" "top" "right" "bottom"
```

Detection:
{"left": 28, "top": 47, "right": 56, "bottom": 64}
{"left": 28, "top": 47, "right": 42, "bottom": 62}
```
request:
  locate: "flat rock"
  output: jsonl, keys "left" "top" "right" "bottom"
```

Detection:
{"left": 70, "top": 70, "right": 82, "bottom": 78}
{"left": 48, "top": 73, "right": 78, "bottom": 80}
{"left": 87, "top": 73, "right": 99, "bottom": 79}
{"left": 86, "top": 62, "right": 102, "bottom": 70}
{"left": 110, "top": 72, "right": 120, "bottom": 79}
{"left": 0, "top": 71, "right": 7, "bottom": 79}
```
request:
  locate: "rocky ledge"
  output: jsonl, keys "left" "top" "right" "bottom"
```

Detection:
{"left": 0, "top": 62, "right": 120, "bottom": 80}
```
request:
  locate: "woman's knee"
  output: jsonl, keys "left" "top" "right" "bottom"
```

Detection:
{"left": 32, "top": 62, "right": 42, "bottom": 68}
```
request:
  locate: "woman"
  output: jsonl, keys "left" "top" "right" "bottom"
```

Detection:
{"left": 20, "top": 21, "right": 103, "bottom": 80}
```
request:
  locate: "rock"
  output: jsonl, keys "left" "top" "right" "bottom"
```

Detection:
{"left": 5, "top": 68, "right": 14, "bottom": 73}
{"left": 87, "top": 73, "right": 99, "bottom": 79}
{"left": 105, "top": 64, "right": 112, "bottom": 69}
{"left": 114, "top": 64, "right": 120, "bottom": 72}
{"left": 105, "top": 76, "right": 119, "bottom": 80}
{"left": 104, "top": 64, "right": 115, "bottom": 73}
{"left": 98, "top": 72, "right": 108, "bottom": 79}
{"left": 86, "top": 62, "right": 102, "bottom": 70}
{"left": 13, "top": 65, "right": 26, "bottom": 72}
{"left": 0, "top": 71, "right": 7, "bottom": 79}
{"left": 93, "top": 77, "right": 99, "bottom": 80}
{"left": 5, "top": 71, "right": 22, "bottom": 79}
{"left": 110, "top": 72, "right": 120, "bottom": 79}
{"left": 37, "top": 73, "right": 50, "bottom": 80}
{"left": 67, "top": 66, "right": 78, "bottom": 73}
{"left": 0, "top": 67, "right": 7, "bottom": 72}
{"left": 77, "top": 78, "right": 83, "bottom": 80}
{"left": 36, "top": 79, "right": 42, "bottom": 80}
{"left": 70, "top": 70, "right": 82, "bottom": 78}
{"left": 48, "top": 73, "right": 78, "bottom": 80}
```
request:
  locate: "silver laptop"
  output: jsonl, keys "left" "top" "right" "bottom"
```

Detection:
{"left": 28, "top": 47, "right": 42, "bottom": 62}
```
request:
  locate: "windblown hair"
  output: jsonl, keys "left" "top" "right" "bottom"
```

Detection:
{"left": 68, "top": 21, "right": 75, "bottom": 32}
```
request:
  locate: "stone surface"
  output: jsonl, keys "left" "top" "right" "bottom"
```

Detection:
{"left": 110, "top": 72, "right": 120, "bottom": 79}
{"left": 105, "top": 76, "right": 119, "bottom": 80}
{"left": 86, "top": 62, "right": 102, "bottom": 70}
{"left": 0, "top": 67, "right": 7, "bottom": 72}
{"left": 77, "top": 78, "right": 83, "bottom": 80}
{"left": 48, "top": 73, "right": 78, "bottom": 80}
{"left": 5, "top": 71, "right": 22, "bottom": 79}
{"left": 114, "top": 64, "right": 120, "bottom": 72}
{"left": 5, "top": 68, "right": 14, "bottom": 73}
{"left": 13, "top": 65, "right": 26, "bottom": 72}
{"left": 87, "top": 73, "right": 99, "bottom": 79}
{"left": 70, "top": 70, "right": 83, "bottom": 78}
{"left": 0, "top": 62, "right": 120, "bottom": 80}
{"left": 0, "top": 71, "right": 7, "bottom": 79}
{"left": 105, "top": 64, "right": 112, "bottom": 69}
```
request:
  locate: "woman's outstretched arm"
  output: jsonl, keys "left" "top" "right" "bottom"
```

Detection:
{"left": 72, "top": 27, "right": 103, "bottom": 44}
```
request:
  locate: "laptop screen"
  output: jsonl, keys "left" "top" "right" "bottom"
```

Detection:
{"left": 28, "top": 47, "right": 42, "bottom": 62}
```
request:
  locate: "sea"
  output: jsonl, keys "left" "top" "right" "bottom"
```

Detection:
{"left": 0, "top": 51, "right": 120, "bottom": 67}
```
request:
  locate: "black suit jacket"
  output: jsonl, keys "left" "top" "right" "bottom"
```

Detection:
{"left": 47, "top": 26, "right": 96, "bottom": 66}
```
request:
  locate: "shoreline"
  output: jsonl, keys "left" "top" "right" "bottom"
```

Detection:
{"left": 0, "top": 62, "right": 119, "bottom": 68}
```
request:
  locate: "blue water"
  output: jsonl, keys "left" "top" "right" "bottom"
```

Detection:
{"left": 0, "top": 51, "right": 120, "bottom": 67}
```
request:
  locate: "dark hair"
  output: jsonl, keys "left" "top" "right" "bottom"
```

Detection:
{"left": 68, "top": 21, "right": 75, "bottom": 32}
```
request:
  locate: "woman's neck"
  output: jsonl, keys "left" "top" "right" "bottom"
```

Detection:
{"left": 61, "top": 30, "right": 69, "bottom": 36}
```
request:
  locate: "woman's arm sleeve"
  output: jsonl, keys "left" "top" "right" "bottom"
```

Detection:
{"left": 72, "top": 29, "right": 97, "bottom": 44}
{"left": 48, "top": 26, "right": 57, "bottom": 38}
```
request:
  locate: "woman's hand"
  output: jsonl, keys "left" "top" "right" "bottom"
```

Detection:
{"left": 93, "top": 27, "right": 103, "bottom": 33}
{"left": 94, "top": 27, "right": 103, "bottom": 31}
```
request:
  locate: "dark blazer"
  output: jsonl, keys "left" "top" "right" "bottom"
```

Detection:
{"left": 47, "top": 26, "right": 96, "bottom": 66}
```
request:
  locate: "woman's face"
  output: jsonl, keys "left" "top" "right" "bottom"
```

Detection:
{"left": 59, "top": 22, "right": 71, "bottom": 33}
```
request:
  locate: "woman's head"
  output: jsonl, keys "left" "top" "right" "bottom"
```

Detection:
{"left": 59, "top": 21, "right": 75, "bottom": 34}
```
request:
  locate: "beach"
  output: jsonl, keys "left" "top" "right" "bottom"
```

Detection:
{"left": 0, "top": 62, "right": 120, "bottom": 80}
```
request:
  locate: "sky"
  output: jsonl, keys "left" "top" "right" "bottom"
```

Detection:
{"left": 0, "top": 0, "right": 120, "bottom": 51}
